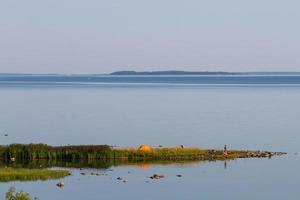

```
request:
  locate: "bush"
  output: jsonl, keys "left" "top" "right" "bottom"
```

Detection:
{"left": 5, "top": 187, "right": 38, "bottom": 200}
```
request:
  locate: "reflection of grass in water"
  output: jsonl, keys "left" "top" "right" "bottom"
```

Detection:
{"left": 0, "top": 159, "right": 203, "bottom": 171}
{"left": 0, "top": 167, "right": 69, "bottom": 182}
{"left": 0, "top": 160, "right": 201, "bottom": 182}
{"left": 0, "top": 159, "right": 212, "bottom": 171}
{"left": 1, "top": 159, "right": 114, "bottom": 169}
{"left": 112, "top": 159, "right": 204, "bottom": 168}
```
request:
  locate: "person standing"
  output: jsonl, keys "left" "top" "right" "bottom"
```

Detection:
{"left": 223, "top": 145, "right": 228, "bottom": 156}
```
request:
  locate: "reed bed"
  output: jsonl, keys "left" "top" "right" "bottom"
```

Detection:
{"left": 0, "top": 144, "right": 112, "bottom": 161}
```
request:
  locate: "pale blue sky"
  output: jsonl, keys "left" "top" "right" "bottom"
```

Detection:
{"left": 0, "top": 0, "right": 300, "bottom": 73}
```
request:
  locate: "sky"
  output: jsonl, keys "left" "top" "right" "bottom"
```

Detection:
{"left": 0, "top": 0, "right": 300, "bottom": 74}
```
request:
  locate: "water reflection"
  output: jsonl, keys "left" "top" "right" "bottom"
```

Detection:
{"left": 0, "top": 160, "right": 207, "bottom": 183}
{"left": 0, "top": 159, "right": 205, "bottom": 171}
{"left": 0, "top": 158, "right": 238, "bottom": 183}
{"left": 224, "top": 160, "right": 227, "bottom": 169}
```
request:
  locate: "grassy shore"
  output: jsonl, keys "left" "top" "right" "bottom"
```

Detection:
{"left": 0, "top": 144, "right": 285, "bottom": 163}
{"left": 0, "top": 167, "right": 69, "bottom": 182}
{"left": 112, "top": 147, "right": 284, "bottom": 161}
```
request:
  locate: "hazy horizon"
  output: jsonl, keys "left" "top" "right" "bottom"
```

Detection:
{"left": 1, "top": 70, "right": 300, "bottom": 75}
{"left": 1, "top": 0, "right": 300, "bottom": 74}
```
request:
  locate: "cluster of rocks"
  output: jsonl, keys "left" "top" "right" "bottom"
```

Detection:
{"left": 117, "top": 177, "right": 127, "bottom": 183}
{"left": 149, "top": 174, "right": 182, "bottom": 179}
{"left": 149, "top": 174, "right": 165, "bottom": 179}
{"left": 246, "top": 151, "right": 286, "bottom": 158}
{"left": 90, "top": 172, "right": 101, "bottom": 176}
{"left": 57, "top": 170, "right": 183, "bottom": 187}
{"left": 80, "top": 172, "right": 106, "bottom": 176}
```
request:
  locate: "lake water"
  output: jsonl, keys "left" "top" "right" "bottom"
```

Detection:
{"left": 0, "top": 75, "right": 299, "bottom": 199}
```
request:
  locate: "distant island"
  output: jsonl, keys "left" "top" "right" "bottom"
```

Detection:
{"left": 1, "top": 71, "right": 300, "bottom": 77}
{"left": 110, "top": 71, "right": 240, "bottom": 75}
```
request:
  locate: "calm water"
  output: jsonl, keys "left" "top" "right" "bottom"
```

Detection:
{"left": 0, "top": 75, "right": 299, "bottom": 199}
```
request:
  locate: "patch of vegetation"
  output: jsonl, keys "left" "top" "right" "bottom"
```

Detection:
{"left": 0, "top": 144, "right": 111, "bottom": 161}
{"left": 5, "top": 187, "right": 38, "bottom": 200}
{"left": 113, "top": 147, "right": 211, "bottom": 160}
{"left": 112, "top": 147, "right": 285, "bottom": 161}
{"left": 0, "top": 144, "right": 284, "bottom": 163}
{"left": 0, "top": 167, "right": 69, "bottom": 182}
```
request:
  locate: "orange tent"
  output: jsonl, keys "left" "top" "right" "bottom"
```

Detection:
{"left": 138, "top": 144, "right": 152, "bottom": 153}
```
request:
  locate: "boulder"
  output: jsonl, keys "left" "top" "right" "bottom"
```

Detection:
{"left": 56, "top": 181, "right": 65, "bottom": 187}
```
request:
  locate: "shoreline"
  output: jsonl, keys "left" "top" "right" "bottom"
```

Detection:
{"left": 0, "top": 144, "right": 287, "bottom": 163}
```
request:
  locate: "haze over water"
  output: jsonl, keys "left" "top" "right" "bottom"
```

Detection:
{"left": 0, "top": 75, "right": 299, "bottom": 200}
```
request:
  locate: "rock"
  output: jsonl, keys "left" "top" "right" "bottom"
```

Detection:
{"left": 56, "top": 181, "right": 65, "bottom": 187}
{"left": 267, "top": 152, "right": 273, "bottom": 158}
{"left": 80, "top": 173, "right": 86, "bottom": 175}
{"left": 4, "top": 134, "right": 8, "bottom": 137}
{"left": 116, "top": 177, "right": 127, "bottom": 182}
{"left": 150, "top": 174, "right": 164, "bottom": 179}
{"left": 176, "top": 174, "right": 182, "bottom": 177}
{"left": 208, "top": 150, "right": 216, "bottom": 154}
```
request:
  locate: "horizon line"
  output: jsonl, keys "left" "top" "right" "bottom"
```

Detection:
{"left": 1, "top": 70, "right": 300, "bottom": 75}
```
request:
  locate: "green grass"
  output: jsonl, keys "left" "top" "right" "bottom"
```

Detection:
{"left": 0, "top": 167, "right": 70, "bottom": 182}
{"left": 112, "top": 147, "right": 251, "bottom": 161}
{"left": 113, "top": 147, "right": 208, "bottom": 160}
